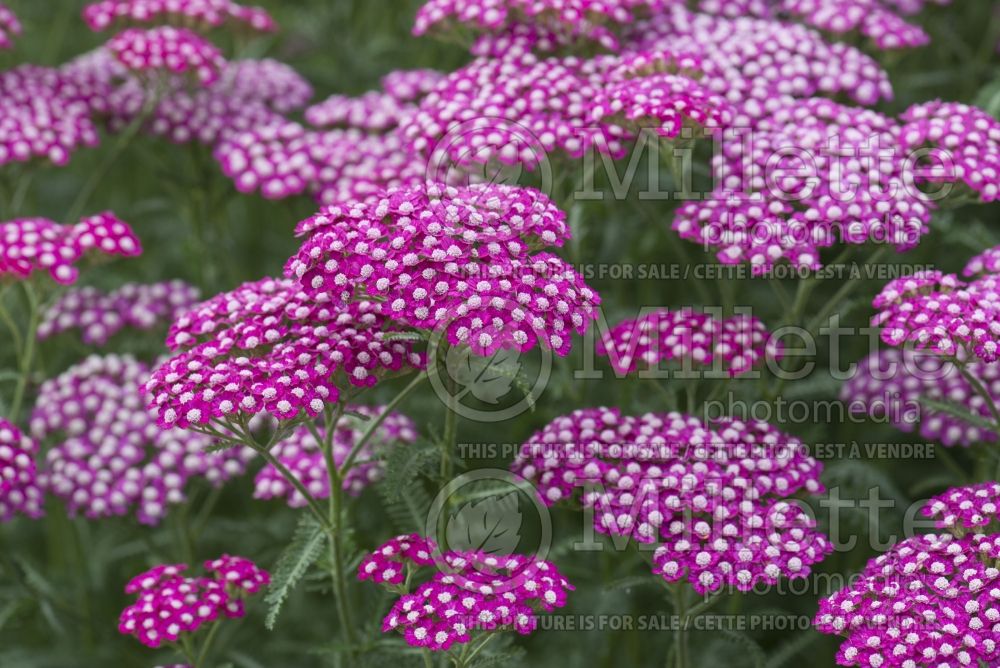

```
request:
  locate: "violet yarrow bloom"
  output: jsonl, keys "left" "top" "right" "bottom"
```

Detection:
{"left": 872, "top": 269, "right": 1000, "bottom": 362}
{"left": 287, "top": 182, "right": 600, "bottom": 357}
{"left": 965, "top": 245, "right": 1000, "bottom": 278}
{"left": 898, "top": 101, "right": 1000, "bottom": 203}
{"left": 305, "top": 92, "right": 416, "bottom": 131}
{"left": 0, "top": 213, "right": 141, "bottom": 285}
{"left": 842, "top": 348, "right": 998, "bottom": 447}
{"left": 512, "top": 408, "right": 830, "bottom": 594}
{"left": 107, "top": 27, "right": 226, "bottom": 85}
{"left": 38, "top": 280, "right": 200, "bottom": 345}
{"left": 253, "top": 406, "right": 418, "bottom": 505}
{"left": 147, "top": 277, "right": 424, "bottom": 429}
{"left": 33, "top": 355, "right": 253, "bottom": 525}
{"left": 673, "top": 98, "right": 933, "bottom": 273}
{"left": 380, "top": 69, "right": 445, "bottom": 102}
{"left": 360, "top": 534, "right": 574, "bottom": 651}
{"left": 815, "top": 482, "right": 1000, "bottom": 668}
{"left": 0, "top": 419, "right": 44, "bottom": 522}
{"left": 597, "top": 308, "right": 782, "bottom": 376}
{"left": 0, "top": 65, "right": 103, "bottom": 167}
{"left": 780, "top": 0, "right": 930, "bottom": 49}
{"left": 83, "top": 0, "right": 276, "bottom": 33}
{"left": 0, "top": 2, "right": 21, "bottom": 49}
{"left": 119, "top": 555, "right": 269, "bottom": 648}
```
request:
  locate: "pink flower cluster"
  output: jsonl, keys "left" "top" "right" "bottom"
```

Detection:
{"left": 107, "top": 26, "right": 225, "bottom": 85}
{"left": 898, "top": 101, "right": 1000, "bottom": 203}
{"left": 512, "top": 408, "right": 830, "bottom": 593}
{"left": 147, "top": 277, "right": 424, "bottom": 428}
{"left": 287, "top": 182, "right": 600, "bottom": 356}
{"left": 0, "top": 2, "right": 20, "bottom": 49}
{"left": 253, "top": 406, "right": 418, "bottom": 505}
{"left": 0, "top": 65, "right": 103, "bottom": 167}
{"left": 413, "top": 0, "right": 666, "bottom": 51}
{"left": 843, "top": 348, "right": 998, "bottom": 446}
{"left": 0, "top": 419, "right": 44, "bottom": 522}
{"left": 38, "top": 280, "right": 200, "bottom": 345}
{"left": 597, "top": 308, "right": 781, "bottom": 376}
{"left": 0, "top": 213, "right": 141, "bottom": 285}
{"left": 306, "top": 93, "right": 416, "bottom": 131}
{"left": 872, "top": 264, "right": 1000, "bottom": 362}
{"left": 119, "top": 555, "right": 269, "bottom": 648}
{"left": 815, "top": 482, "right": 1000, "bottom": 668}
{"left": 779, "top": 0, "right": 930, "bottom": 49}
{"left": 359, "top": 534, "right": 574, "bottom": 651}
{"left": 84, "top": 0, "right": 276, "bottom": 33}
{"left": 33, "top": 354, "right": 254, "bottom": 525}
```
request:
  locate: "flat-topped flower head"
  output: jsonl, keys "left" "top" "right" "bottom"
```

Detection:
{"left": 965, "top": 245, "right": 1000, "bottom": 278}
{"left": 84, "top": 0, "right": 276, "bottom": 33}
{"left": 899, "top": 101, "right": 1000, "bottom": 203}
{"left": 512, "top": 408, "right": 829, "bottom": 593}
{"left": 0, "top": 419, "right": 44, "bottom": 522}
{"left": 360, "top": 534, "right": 574, "bottom": 651}
{"left": 108, "top": 27, "right": 226, "bottom": 85}
{"left": 0, "top": 213, "right": 141, "bottom": 285}
{"left": 38, "top": 280, "right": 200, "bottom": 345}
{"left": 597, "top": 308, "right": 781, "bottom": 376}
{"left": 626, "top": 7, "right": 894, "bottom": 116}
{"left": 872, "top": 269, "right": 1000, "bottom": 362}
{"left": 148, "top": 277, "right": 424, "bottom": 429}
{"left": 305, "top": 92, "right": 416, "bottom": 131}
{"left": 673, "top": 98, "right": 933, "bottom": 273}
{"left": 0, "top": 3, "right": 21, "bottom": 49}
{"left": 816, "top": 482, "right": 1000, "bottom": 668}
{"left": 33, "top": 354, "right": 253, "bottom": 525}
{"left": 380, "top": 69, "right": 445, "bottom": 102}
{"left": 0, "top": 65, "right": 103, "bottom": 167}
{"left": 843, "top": 348, "right": 998, "bottom": 447}
{"left": 780, "top": 0, "right": 930, "bottom": 49}
{"left": 119, "top": 555, "right": 269, "bottom": 649}
{"left": 288, "top": 182, "right": 599, "bottom": 357}
{"left": 254, "top": 406, "right": 418, "bottom": 505}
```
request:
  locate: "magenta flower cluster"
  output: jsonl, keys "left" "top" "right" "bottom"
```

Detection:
{"left": 512, "top": 408, "right": 831, "bottom": 594}
{"left": 597, "top": 307, "right": 782, "bottom": 376}
{"left": 33, "top": 354, "right": 254, "bottom": 525}
{"left": 359, "top": 534, "right": 574, "bottom": 651}
{"left": 147, "top": 277, "right": 424, "bottom": 428}
{"left": 38, "top": 280, "right": 200, "bottom": 345}
{"left": 0, "top": 419, "right": 44, "bottom": 522}
{"left": 844, "top": 347, "right": 999, "bottom": 447}
{"left": 253, "top": 406, "right": 418, "bottom": 505}
{"left": 872, "top": 258, "right": 1000, "bottom": 362}
{"left": 0, "top": 213, "right": 141, "bottom": 285}
{"left": 107, "top": 26, "right": 226, "bottom": 85}
{"left": 815, "top": 482, "right": 1000, "bottom": 668}
{"left": 0, "top": 2, "right": 20, "bottom": 49}
{"left": 119, "top": 554, "right": 269, "bottom": 648}
{"left": 83, "top": 0, "right": 276, "bottom": 33}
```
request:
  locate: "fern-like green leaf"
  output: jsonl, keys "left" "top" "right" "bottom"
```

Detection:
{"left": 264, "top": 515, "right": 326, "bottom": 630}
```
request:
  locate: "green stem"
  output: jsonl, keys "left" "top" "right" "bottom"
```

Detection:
{"left": 194, "top": 620, "right": 222, "bottom": 668}
{"left": 339, "top": 372, "right": 427, "bottom": 474}
{"left": 953, "top": 360, "right": 1000, "bottom": 429}
{"left": 10, "top": 281, "right": 40, "bottom": 423}
{"left": 671, "top": 585, "right": 689, "bottom": 668}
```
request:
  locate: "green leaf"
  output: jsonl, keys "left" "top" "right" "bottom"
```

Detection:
{"left": 264, "top": 515, "right": 326, "bottom": 630}
{"left": 919, "top": 396, "right": 998, "bottom": 432}
{"left": 766, "top": 632, "right": 820, "bottom": 668}
{"left": 603, "top": 574, "right": 659, "bottom": 593}
{"left": 718, "top": 630, "right": 766, "bottom": 668}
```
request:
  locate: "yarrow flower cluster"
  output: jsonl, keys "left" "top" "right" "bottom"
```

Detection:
{"left": 147, "top": 277, "right": 424, "bottom": 429}
{"left": 253, "top": 406, "right": 418, "bottom": 505}
{"left": 287, "top": 182, "right": 600, "bottom": 356}
{"left": 779, "top": 0, "right": 931, "bottom": 49}
{"left": 83, "top": 0, "right": 276, "bottom": 33}
{"left": 107, "top": 27, "right": 226, "bottom": 85}
{"left": 0, "top": 419, "right": 44, "bottom": 522}
{"left": 38, "top": 280, "right": 200, "bottom": 345}
{"left": 359, "top": 534, "right": 574, "bottom": 651}
{"left": 597, "top": 308, "right": 781, "bottom": 376}
{"left": 843, "top": 347, "right": 999, "bottom": 447}
{"left": 0, "top": 65, "right": 103, "bottom": 167}
{"left": 0, "top": 213, "right": 141, "bottom": 285}
{"left": 815, "top": 482, "right": 1000, "bottom": 668}
{"left": 119, "top": 555, "right": 269, "bottom": 648}
{"left": 0, "top": 2, "right": 20, "bottom": 49}
{"left": 33, "top": 355, "right": 253, "bottom": 525}
{"left": 872, "top": 261, "right": 1000, "bottom": 362}
{"left": 512, "top": 408, "right": 830, "bottom": 593}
